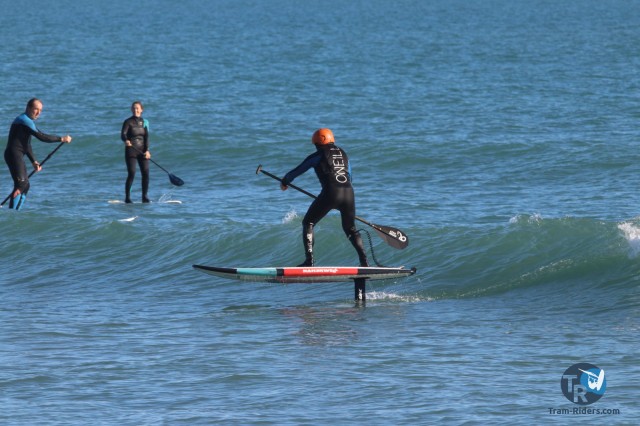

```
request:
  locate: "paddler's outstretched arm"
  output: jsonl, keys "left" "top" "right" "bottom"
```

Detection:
{"left": 10, "top": 110, "right": 72, "bottom": 173}
{"left": 280, "top": 151, "right": 321, "bottom": 190}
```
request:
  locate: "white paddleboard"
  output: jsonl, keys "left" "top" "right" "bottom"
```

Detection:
{"left": 108, "top": 199, "right": 182, "bottom": 204}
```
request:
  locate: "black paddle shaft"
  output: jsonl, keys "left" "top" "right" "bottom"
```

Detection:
{"left": 256, "top": 164, "right": 409, "bottom": 249}
{"left": 256, "top": 165, "right": 316, "bottom": 198}
{"left": 129, "top": 145, "right": 184, "bottom": 186}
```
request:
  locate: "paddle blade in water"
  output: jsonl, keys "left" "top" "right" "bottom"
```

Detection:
{"left": 169, "top": 174, "right": 184, "bottom": 186}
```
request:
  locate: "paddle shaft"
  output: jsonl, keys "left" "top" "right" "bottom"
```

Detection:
{"left": 147, "top": 155, "right": 172, "bottom": 175}
{"left": 256, "top": 165, "right": 409, "bottom": 249}
{"left": 258, "top": 166, "right": 380, "bottom": 225}
{"left": 259, "top": 167, "right": 317, "bottom": 198}
{"left": 129, "top": 145, "right": 169, "bottom": 174}
{"left": 128, "top": 145, "right": 184, "bottom": 186}
{"left": 1, "top": 142, "right": 65, "bottom": 207}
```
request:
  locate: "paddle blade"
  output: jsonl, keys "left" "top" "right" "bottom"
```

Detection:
{"left": 169, "top": 173, "right": 184, "bottom": 186}
{"left": 370, "top": 223, "right": 409, "bottom": 250}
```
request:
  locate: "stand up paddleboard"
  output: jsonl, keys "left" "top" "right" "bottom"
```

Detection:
{"left": 192, "top": 265, "right": 417, "bottom": 301}
{"left": 108, "top": 200, "right": 182, "bottom": 204}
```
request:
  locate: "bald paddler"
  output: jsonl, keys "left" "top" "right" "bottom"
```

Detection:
{"left": 4, "top": 98, "right": 72, "bottom": 210}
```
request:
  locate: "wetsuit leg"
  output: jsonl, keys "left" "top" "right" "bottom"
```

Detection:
{"left": 5, "top": 150, "right": 30, "bottom": 210}
{"left": 336, "top": 188, "right": 369, "bottom": 267}
{"left": 125, "top": 155, "right": 137, "bottom": 203}
{"left": 299, "top": 193, "right": 333, "bottom": 266}
{"left": 138, "top": 156, "right": 150, "bottom": 203}
{"left": 347, "top": 226, "right": 369, "bottom": 267}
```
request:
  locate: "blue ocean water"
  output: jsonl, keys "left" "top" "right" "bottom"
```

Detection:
{"left": 1, "top": 0, "right": 639, "bottom": 424}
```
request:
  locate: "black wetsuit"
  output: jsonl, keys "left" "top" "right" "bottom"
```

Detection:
{"left": 282, "top": 143, "right": 368, "bottom": 266}
{"left": 120, "top": 116, "right": 149, "bottom": 202}
{"left": 4, "top": 113, "right": 61, "bottom": 208}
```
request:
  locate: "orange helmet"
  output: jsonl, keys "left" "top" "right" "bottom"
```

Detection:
{"left": 311, "top": 128, "right": 335, "bottom": 145}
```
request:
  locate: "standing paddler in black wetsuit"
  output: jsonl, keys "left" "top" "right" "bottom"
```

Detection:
{"left": 121, "top": 101, "right": 151, "bottom": 203}
{"left": 4, "top": 98, "right": 72, "bottom": 210}
{"left": 280, "top": 128, "right": 369, "bottom": 267}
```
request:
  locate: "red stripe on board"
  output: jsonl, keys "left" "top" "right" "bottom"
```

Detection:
{"left": 282, "top": 267, "right": 359, "bottom": 276}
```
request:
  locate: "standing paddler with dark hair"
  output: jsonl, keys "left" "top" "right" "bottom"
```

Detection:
{"left": 280, "top": 128, "right": 369, "bottom": 267}
{"left": 3, "top": 98, "right": 72, "bottom": 210}
{"left": 121, "top": 101, "right": 151, "bottom": 203}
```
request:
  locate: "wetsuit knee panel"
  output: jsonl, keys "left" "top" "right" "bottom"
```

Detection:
{"left": 15, "top": 178, "right": 30, "bottom": 194}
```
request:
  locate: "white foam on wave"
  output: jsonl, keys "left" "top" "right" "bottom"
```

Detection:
{"left": 617, "top": 221, "right": 640, "bottom": 256}
{"left": 509, "top": 213, "right": 543, "bottom": 224}
{"left": 119, "top": 216, "right": 138, "bottom": 223}
{"left": 366, "top": 291, "right": 431, "bottom": 303}
{"left": 282, "top": 209, "right": 298, "bottom": 224}
{"left": 158, "top": 193, "right": 182, "bottom": 203}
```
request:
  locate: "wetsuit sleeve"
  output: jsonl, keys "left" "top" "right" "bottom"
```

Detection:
{"left": 121, "top": 119, "right": 130, "bottom": 142}
{"left": 24, "top": 127, "right": 60, "bottom": 163}
{"left": 31, "top": 128, "right": 61, "bottom": 143}
{"left": 282, "top": 151, "right": 321, "bottom": 186}
{"left": 15, "top": 115, "right": 60, "bottom": 144}
{"left": 143, "top": 119, "right": 149, "bottom": 152}
{"left": 25, "top": 143, "right": 36, "bottom": 163}
{"left": 23, "top": 129, "right": 59, "bottom": 162}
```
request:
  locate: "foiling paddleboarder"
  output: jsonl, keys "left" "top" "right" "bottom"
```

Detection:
{"left": 280, "top": 128, "right": 369, "bottom": 267}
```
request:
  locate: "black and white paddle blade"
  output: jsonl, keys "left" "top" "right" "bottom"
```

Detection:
{"left": 370, "top": 223, "right": 409, "bottom": 250}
